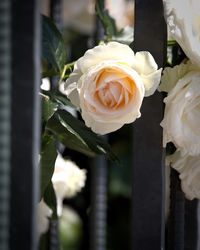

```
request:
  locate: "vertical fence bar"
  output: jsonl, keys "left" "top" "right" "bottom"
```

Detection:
{"left": 0, "top": 1, "right": 11, "bottom": 250}
{"left": 50, "top": 0, "right": 63, "bottom": 32}
{"left": 131, "top": 0, "right": 167, "bottom": 249}
{"left": 184, "top": 199, "right": 198, "bottom": 250}
{"left": 90, "top": 9, "right": 107, "bottom": 250}
{"left": 167, "top": 169, "right": 185, "bottom": 250}
{"left": 50, "top": 0, "right": 64, "bottom": 91}
{"left": 90, "top": 156, "right": 107, "bottom": 250}
{"left": 10, "top": 0, "right": 40, "bottom": 249}
{"left": 49, "top": 2, "right": 64, "bottom": 249}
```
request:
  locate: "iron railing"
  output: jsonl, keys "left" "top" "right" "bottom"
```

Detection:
{"left": 1, "top": 0, "right": 199, "bottom": 250}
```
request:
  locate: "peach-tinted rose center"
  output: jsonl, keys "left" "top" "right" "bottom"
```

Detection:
{"left": 94, "top": 68, "right": 136, "bottom": 110}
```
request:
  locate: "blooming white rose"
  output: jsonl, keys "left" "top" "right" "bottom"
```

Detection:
{"left": 159, "top": 61, "right": 200, "bottom": 156}
{"left": 37, "top": 200, "right": 52, "bottom": 236}
{"left": 65, "top": 42, "right": 162, "bottom": 134}
{"left": 168, "top": 151, "right": 200, "bottom": 200}
{"left": 163, "top": 0, "right": 200, "bottom": 66}
{"left": 52, "top": 154, "right": 87, "bottom": 216}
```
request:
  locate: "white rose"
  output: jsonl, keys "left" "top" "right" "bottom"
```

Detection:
{"left": 168, "top": 151, "right": 200, "bottom": 200}
{"left": 52, "top": 154, "right": 87, "bottom": 216}
{"left": 163, "top": 0, "right": 200, "bottom": 66}
{"left": 64, "top": 42, "right": 162, "bottom": 134}
{"left": 159, "top": 61, "right": 200, "bottom": 156}
{"left": 37, "top": 200, "right": 52, "bottom": 236}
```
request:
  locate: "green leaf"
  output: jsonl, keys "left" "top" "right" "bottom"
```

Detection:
{"left": 167, "top": 39, "right": 178, "bottom": 46}
{"left": 42, "top": 68, "right": 60, "bottom": 78}
{"left": 56, "top": 109, "right": 119, "bottom": 162}
{"left": 43, "top": 181, "right": 57, "bottom": 219}
{"left": 39, "top": 233, "right": 49, "bottom": 250}
{"left": 53, "top": 92, "right": 79, "bottom": 110}
{"left": 41, "top": 90, "right": 78, "bottom": 110}
{"left": 40, "top": 134, "right": 57, "bottom": 199}
{"left": 42, "top": 15, "right": 66, "bottom": 72}
{"left": 41, "top": 95, "right": 58, "bottom": 123}
{"left": 46, "top": 116, "right": 96, "bottom": 157}
{"left": 95, "top": 0, "right": 118, "bottom": 38}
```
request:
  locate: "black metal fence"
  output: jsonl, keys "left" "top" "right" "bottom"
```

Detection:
{"left": 0, "top": 0, "right": 199, "bottom": 250}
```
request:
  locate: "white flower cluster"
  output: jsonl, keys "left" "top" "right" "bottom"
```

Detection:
{"left": 161, "top": 0, "right": 200, "bottom": 199}
{"left": 52, "top": 154, "right": 87, "bottom": 216}
{"left": 38, "top": 154, "right": 86, "bottom": 236}
{"left": 37, "top": 199, "right": 52, "bottom": 236}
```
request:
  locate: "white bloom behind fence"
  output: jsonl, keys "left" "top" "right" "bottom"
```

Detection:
{"left": 37, "top": 200, "right": 52, "bottom": 236}
{"left": 52, "top": 154, "right": 87, "bottom": 216}
{"left": 163, "top": 0, "right": 200, "bottom": 66}
{"left": 159, "top": 61, "right": 200, "bottom": 156}
{"left": 168, "top": 151, "right": 200, "bottom": 200}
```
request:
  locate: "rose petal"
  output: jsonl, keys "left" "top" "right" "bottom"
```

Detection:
{"left": 158, "top": 61, "right": 197, "bottom": 93}
{"left": 142, "top": 69, "right": 162, "bottom": 97}
{"left": 65, "top": 82, "right": 80, "bottom": 107}
{"left": 76, "top": 42, "right": 135, "bottom": 73}
{"left": 161, "top": 70, "right": 200, "bottom": 156}
{"left": 169, "top": 151, "right": 200, "bottom": 200}
{"left": 131, "top": 51, "right": 161, "bottom": 96}
{"left": 164, "top": 0, "right": 200, "bottom": 67}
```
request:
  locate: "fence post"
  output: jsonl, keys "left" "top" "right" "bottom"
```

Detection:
{"left": 89, "top": 11, "right": 107, "bottom": 250}
{"left": 131, "top": 0, "right": 167, "bottom": 249}
{"left": 9, "top": 0, "right": 40, "bottom": 249}
{"left": 0, "top": 1, "right": 11, "bottom": 250}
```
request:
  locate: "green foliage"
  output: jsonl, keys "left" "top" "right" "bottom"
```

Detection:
{"left": 42, "top": 15, "right": 66, "bottom": 72}
{"left": 40, "top": 134, "right": 57, "bottom": 199}
{"left": 95, "top": 0, "right": 118, "bottom": 38}
{"left": 46, "top": 110, "right": 119, "bottom": 163}
{"left": 41, "top": 95, "right": 58, "bottom": 123}
{"left": 46, "top": 115, "right": 96, "bottom": 157}
{"left": 41, "top": 90, "right": 77, "bottom": 110}
{"left": 42, "top": 68, "right": 60, "bottom": 78}
{"left": 43, "top": 181, "right": 58, "bottom": 219}
{"left": 39, "top": 233, "right": 49, "bottom": 250}
{"left": 57, "top": 110, "right": 119, "bottom": 162}
{"left": 52, "top": 93, "right": 78, "bottom": 109}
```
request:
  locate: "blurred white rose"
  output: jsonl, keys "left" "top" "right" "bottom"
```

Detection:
{"left": 65, "top": 42, "right": 162, "bottom": 134}
{"left": 159, "top": 61, "right": 200, "bottom": 156}
{"left": 52, "top": 154, "right": 87, "bottom": 216}
{"left": 61, "top": 0, "right": 134, "bottom": 35}
{"left": 37, "top": 199, "right": 52, "bottom": 236}
{"left": 105, "top": 0, "right": 134, "bottom": 30}
{"left": 163, "top": 0, "right": 200, "bottom": 66}
{"left": 168, "top": 151, "right": 200, "bottom": 200}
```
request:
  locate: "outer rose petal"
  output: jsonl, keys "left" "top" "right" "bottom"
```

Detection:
{"left": 76, "top": 42, "right": 135, "bottom": 73}
{"left": 82, "top": 112, "right": 124, "bottom": 135}
{"left": 158, "top": 61, "right": 197, "bottom": 93}
{"left": 132, "top": 51, "right": 158, "bottom": 74}
{"left": 169, "top": 151, "right": 200, "bottom": 200}
{"left": 142, "top": 69, "right": 162, "bottom": 97}
{"left": 160, "top": 68, "right": 200, "bottom": 156}
{"left": 131, "top": 51, "right": 162, "bottom": 96}
{"left": 164, "top": 0, "right": 200, "bottom": 67}
{"left": 64, "top": 82, "right": 80, "bottom": 107}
